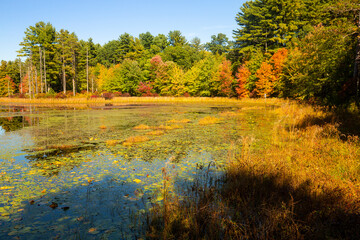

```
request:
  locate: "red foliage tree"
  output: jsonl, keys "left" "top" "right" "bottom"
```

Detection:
{"left": 217, "top": 59, "right": 234, "bottom": 97}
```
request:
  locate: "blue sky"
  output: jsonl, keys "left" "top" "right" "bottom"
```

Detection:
{"left": 0, "top": 0, "right": 246, "bottom": 61}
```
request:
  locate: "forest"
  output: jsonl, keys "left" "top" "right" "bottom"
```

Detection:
{"left": 0, "top": 0, "right": 359, "bottom": 107}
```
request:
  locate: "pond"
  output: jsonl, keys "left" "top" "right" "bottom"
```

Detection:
{"left": 0, "top": 102, "right": 276, "bottom": 239}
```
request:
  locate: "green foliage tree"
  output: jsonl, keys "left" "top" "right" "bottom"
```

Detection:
{"left": 280, "top": 23, "right": 355, "bottom": 105}
{"left": 139, "top": 32, "right": 154, "bottom": 49}
{"left": 168, "top": 30, "right": 187, "bottom": 46}
{"left": 233, "top": 0, "right": 333, "bottom": 54}
{"left": 103, "top": 59, "right": 145, "bottom": 95}
{"left": 205, "top": 33, "right": 230, "bottom": 55}
{"left": 184, "top": 53, "right": 223, "bottom": 96}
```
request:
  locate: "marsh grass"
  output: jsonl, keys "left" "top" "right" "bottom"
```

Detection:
{"left": 122, "top": 136, "right": 149, "bottom": 146}
{"left": 133, "top": 124, "right": 152, "bottom": 130}
{"left": 0, "top": 96, "right": 283, "bottom": 106}
{"left": 146, "top": 130, "right": 165, "bottom": 136}
{"left": 147, "top": 101, "right": 360, "bottom": 239}
{"left": 198, "top": 116, "right": 222, "bottom": 125}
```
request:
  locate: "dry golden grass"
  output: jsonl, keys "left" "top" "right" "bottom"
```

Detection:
{"left": 146, "top": 130, "right": 165, "bottom": 136}
{"left": 148, "top": 100, "right": 360, "bottom": 239}
{"left": 198, "top": 116, "right": 222, "bottom": 125}
{"left": 219, "top": 111, "right": 242, "bottom": 117}
{"left": 0, "top": 96, "right": 284, "bottom": 106}
{"left": 155, "top": 124, "right": 183, "bottom": 130}
{"left": 166, "top": 119, "right": 191, "bottom": 124}
{"left": 122, "top": 136, "right": 149, "bottom": 146}
{"left": 106, "top": 140, "right": 119, "bottom": 146}
{"left": 133, "top": 124, "right": 151, "bottom": 130}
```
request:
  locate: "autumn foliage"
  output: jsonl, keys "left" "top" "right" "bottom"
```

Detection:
{"left": 256, "top": 48, "right": 288, "bottom": 97}
{"left": 217, "top": 59, "right": 234, "bottom": 97}
{"left": 0, "top": 75, "right": 16, "bottom": 96}
{"left": 236, "top": 64, "right": 251, "bottom": 98}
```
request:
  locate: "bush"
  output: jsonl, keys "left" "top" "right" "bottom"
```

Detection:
{"left": 35, "top": 93, "right": 47, "bottom": 99}
{"left": 55, "top": 92, "right": 67, "bottom": 99}
{"left": 102, "top": 92, "right": 114, "bottom": 100}
{"left": 47, "top": 88, "right": 56, "bottom": 97}
{"left": 9, "top": 93, "right": 28, "bottom": 98}
{"left": 113, "top": 91, "right": 122, "bottom": 97}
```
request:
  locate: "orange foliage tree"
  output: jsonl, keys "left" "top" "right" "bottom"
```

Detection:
{"left": 256, "top": 48, "right": 288, "bottom": 97}
{"left": 236, "top": 64, "right": 250, "bottom": 98}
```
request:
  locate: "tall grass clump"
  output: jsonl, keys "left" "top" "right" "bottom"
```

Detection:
{"left": 147, "top": 101, "right": 360, "bottom": 239}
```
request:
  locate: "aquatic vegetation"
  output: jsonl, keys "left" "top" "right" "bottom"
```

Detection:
{"left": 155, "top": 124, "right": 183, "bottom": 130}
{"left": 219, "top": 110, "right": 242, "bottom": 117}
{"left": 2, "top": 99, "right": 335, "bottom": 239}
{"left": 166, "top": 119, "right": 191, "bottom": 124}
{"left": 106, "top": 139, "right": 119, "bottom": 146}
{"left": 146, "top": 130, "right": 165, "bottom": 136}
{"left": 133, "top": 124, "right": 151, "bottom": 130}
{"left": 198, "top": 116, "right": 222, "bottom": 125}
{"left": 122, "top": 135, "right": 150, "bottom": 146}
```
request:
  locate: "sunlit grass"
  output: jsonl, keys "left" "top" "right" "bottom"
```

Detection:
{"left": 122, "top": 136, "right": 149, "bottom": 146}
{"left": 198, "top": 116, "right": 222, "bottom": 125}
{"left": 0, "top": 96, "right": 284, "bottom": 106}
{"left": 155, "top": 124, "right": 183, "bottom": 130}
{"left": 133, "top": 124, "right": 151, "bottom": 130}
{"left": 148, "top": 100, "right": 360, "bottom": 239}
{"left": 146, "top": 130, "right": 165, "bottom": 136}
{"left": 106, "top": 140, "right": 119, "bottom": 146}
{"left": 166, "top": 119, "right": 191, "bottom": 124}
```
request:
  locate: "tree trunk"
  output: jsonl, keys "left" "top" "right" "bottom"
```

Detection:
{"left": 19, "top": 58, "right": 22, "bottom": 94}
{"left": 35, "top": 67, "right": 38, "bottom": 95}
{"left": 72, "top": 53, "right": 76, "bottom": 96}
{"left": 39, "top": 46, "right": 43, "bottom": 93}
{"left": 86, "top": 47, "right": 89, "bottom": 94}
{"left": 355, "top": 11, "right": 360, "bottom": 107}
{"left": 43, "top": 48, "right": 47, "bottom": 93}
{"left": 62, "top": 58, "right": 66, "bottom": 94}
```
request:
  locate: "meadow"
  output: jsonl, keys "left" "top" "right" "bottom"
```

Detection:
{"left": 0, "top": 98, "right": 359, "bottom": 239}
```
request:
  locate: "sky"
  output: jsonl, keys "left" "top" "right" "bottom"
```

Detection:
{"left": 0, "top": 0, "right": 246, "bottom": 61}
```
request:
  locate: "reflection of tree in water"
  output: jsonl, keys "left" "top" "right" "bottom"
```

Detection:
{"left": 0, "top": 116, "right": 29, "bottom": 132}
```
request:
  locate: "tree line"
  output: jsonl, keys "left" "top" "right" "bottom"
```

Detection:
{"left": 1, "top": 0, "right": 359, "bottom": 107}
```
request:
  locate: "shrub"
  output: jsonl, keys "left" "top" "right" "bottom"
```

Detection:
{"left": 113, "top": 91, "right": 122, "bottom": 97}
{"left": 102, "top": 92, "right": 114, "bottom": 100}
{"left": 121, "top": 93, "right": 131, "bottom": 97}
{"left": 35, "top": 93, "right": 47, "bottom": 99}
{"left": 55, "top": 92, "right": 67, "bottom": 99}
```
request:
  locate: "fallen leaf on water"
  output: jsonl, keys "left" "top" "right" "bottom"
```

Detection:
{"left": 133, "top": 179, "right": 142, "bottom": 183}
{"left": 49, "top": 202, "right": 58, "bottom": 209}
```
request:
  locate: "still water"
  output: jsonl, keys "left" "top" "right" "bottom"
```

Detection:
{"left": 0, "top": 102, "right": 273, "bottom": 239}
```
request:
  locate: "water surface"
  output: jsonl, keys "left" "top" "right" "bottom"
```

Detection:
{"left": 0, "top": 102, "right": 274, "bottom": 239}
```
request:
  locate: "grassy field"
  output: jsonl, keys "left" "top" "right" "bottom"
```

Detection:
{"left": 146, "top": 101, "right": 360, "bottom": 239}
{"left": 0, "top": 96, "right": 246, "bottom": 105}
